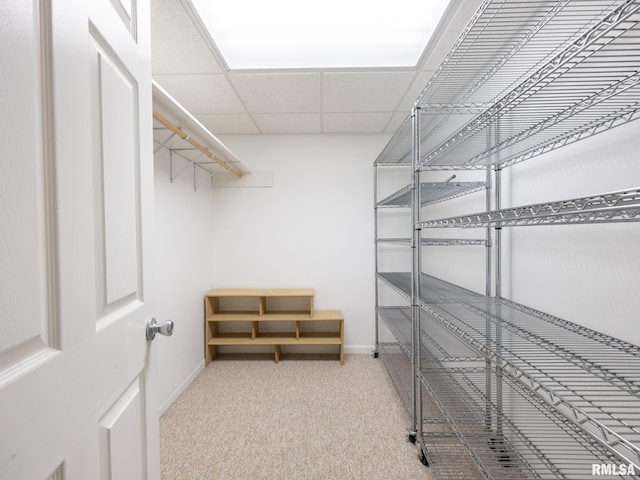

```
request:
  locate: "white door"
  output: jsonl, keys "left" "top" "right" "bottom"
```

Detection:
{"left": 0, "top": 0, "right": 161, "bottom": 479}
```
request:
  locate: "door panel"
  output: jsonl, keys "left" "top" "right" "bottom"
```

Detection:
{"left": 0, "top": 0, "right": 158, "bottom": 478}
{"left": 109, "top": 0, "right": 136, "bottom": 35}
{"left": 99, "top": 376, "right": 145, "bottom": 480}
{"left": 90, "top": 37, "right": 140, "bottom": 310}
{"left": 0, "top": 0, "right": 57, "bottom": 377}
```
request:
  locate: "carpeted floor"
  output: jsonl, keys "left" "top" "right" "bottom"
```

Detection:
{"left": 160, "top": 354, "right": 432, "bottom": 479}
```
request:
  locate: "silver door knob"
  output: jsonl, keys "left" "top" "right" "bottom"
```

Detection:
{"left": 146, "top": 317, "right": 174, "bottom": 341}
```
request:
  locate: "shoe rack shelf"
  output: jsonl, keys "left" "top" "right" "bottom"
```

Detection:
{"left": 205, "top": 288, "right": 344, "bottom": 364}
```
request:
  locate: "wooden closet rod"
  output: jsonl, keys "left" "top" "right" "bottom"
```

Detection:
{"left": 153, "top": 110, "right": 243, "bottom": 178}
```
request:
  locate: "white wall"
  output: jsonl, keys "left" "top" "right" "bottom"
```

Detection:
{"left": 214, "top": 133, "right": 391, "bottom": 351}
{"left": 419, "top": 120, "right": 640, "bottom": 347}
{"left": 153, "top": 148, "right": 216, "bottom": 412}
{"left": 508, "top": 120, "right": 640, "bottom": 345}
{"left": 153, "top": 132, "right": 390, "bottom": 410}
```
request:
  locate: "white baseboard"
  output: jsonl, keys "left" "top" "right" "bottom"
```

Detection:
{"left": 159, "top": 359, "right": 205, "bottom": 416}
{"left": 345, "top": 345, "right": 376, "bottom": 354}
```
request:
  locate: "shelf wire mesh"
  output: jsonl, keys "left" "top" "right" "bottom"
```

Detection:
{"left": 378, "top": 272, "right": 640, "bottom": 471}
{"left": 419, "top": 188, "right": 640, "bottom": 228}
{"left": 418, "top": 312, "right": 632, "bottom": 479}
{"left": 419, "top": 293, "right": 640, "bottom": 469}
{"left": 373, "top": 115, "right": 412, "bottom": 166}
{"left": 377, "top": 181, "right": 489, "bottom": 208}
{"left": 375, "top": 0, "right": 638, "bottom": 169}
{"left": 420, "top": 365, "right": 628, "bottom": 479}
{"left": 419, "top": 0, "right": 640, "bottom": 169}
{"left": 377, "top": 237, "right": 487, "bottom": 246}
{"left": 377, "top": 307, "right": 487, "bottom": 479}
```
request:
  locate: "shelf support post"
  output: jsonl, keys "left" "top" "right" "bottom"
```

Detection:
{"left": 494, "top": 117, "right": 505, "bottom": 446}
{"left": 485, "top": 122, "right": 493, "bottom": 433}
{"left": 411, "top": 105, "right": 423, "bottom": 449}
{"left": 373, "top": 165, "right": 380, "bottom": 357}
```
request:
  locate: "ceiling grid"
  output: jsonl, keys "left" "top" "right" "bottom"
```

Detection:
{"left": 150, "top": 0, "right": 484, "bottom": 135}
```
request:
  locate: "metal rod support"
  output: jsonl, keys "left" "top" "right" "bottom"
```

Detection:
{"left": 410, "top": 106, "right": 421, "bottom": 440}
{"left": 153, "top": 110, "right": 242, "bottom": 178}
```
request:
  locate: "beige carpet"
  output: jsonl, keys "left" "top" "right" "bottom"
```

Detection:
{"left": 160, "top": 354, "right": 432, "bottom": 480}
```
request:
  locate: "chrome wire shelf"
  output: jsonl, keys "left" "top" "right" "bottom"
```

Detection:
{"left": 419, "top": 366, "right": 626, "bottom": 479}
{"left": 380, "top": 306, "right": 483, "bottom": 365}
{"left": 377, "top": 307, "right": 412, "bottom": 358}
{"left": 421, "top": 314, "right": 483, "bottom": 365}
{"left": 378, "top": 270, "right": 640, "bottom": 469}
{"left": 419, "top": 293, "right": 640, "bottom": 468}
{"left": 418, "top": 313, "right": 622, "bottom": 479}
{"left": 419, "top": 188, "right": 640, "bottom": 228}
{"left": 378, "top": 344, "right": 414, "bottom": 417}
{"left": 420, "top": 433, "right": 486, "bottom": 480}
{"left": 376, "top": 272, "right": 412, "bottom": 301}
{"left": 376, "top": 238, "right": 412, "bottom": 246}
{"left": 377, "top": 181, "right": 489, "bottom": 208}
{"left": 419, "top": 1, "right": 640, "bottom": 169}
{"left": 378, "top": 308, "right": 487, "bottom": 478}
{"left": 416, "top": 0, "right": 625, "bottom": 110}
{"left": 373, "top": 115, "right": 412, "bottom": 166}
{"left": 377, "top": 272, "right": 483, "bottom": 303}
{"left": 377, "top": 238, "right": 487, "bottom": 246}
{"left": 376, "top": 0, "right": 630, "bottom": 170}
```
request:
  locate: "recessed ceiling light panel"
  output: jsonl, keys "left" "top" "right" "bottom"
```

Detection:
{"left": 189, "top": 0, "right": 451, "bottom": 69}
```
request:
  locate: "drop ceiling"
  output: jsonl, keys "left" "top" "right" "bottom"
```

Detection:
{"left": 150, "top": 0, "right": 482, "bottom": 135}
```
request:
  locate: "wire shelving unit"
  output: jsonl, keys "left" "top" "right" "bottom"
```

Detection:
{"left": 374, "top": 0, "right": 640, "bottom": 478}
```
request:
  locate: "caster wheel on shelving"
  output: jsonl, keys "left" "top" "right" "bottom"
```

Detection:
{"left": 372, "top": 350, "right": 379, "bottom": 358}
{"left": 420, "top": 451, "right": 429, "bottom": 466}
{"left": 407, "top": 433, "right": 416, "bottom": 443}
{"left": 489, "top": 437, "right": 512, "bottom": 465}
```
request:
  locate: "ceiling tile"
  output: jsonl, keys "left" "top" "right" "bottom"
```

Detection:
{"left": 323, "top": 113, "right": 392, "bottom": 133}
{"left": 197, "top": 114, "right": 260, "bottom": 135}
{"left": 252, "top": 114, "right": 322, "bottom": 134}
{"left": 148, "top": 0, "right": 475, "bottom": 134}
{"left": 323, "top": 71, "right": 415, "bottom": 113}
{"left": 153, "top": 74, "right": 246, "bottom": 114}
{"left": 150, "top": 0, "right": 223, "bottom": 75}
{"left": 229, "top": 73, "right": 322, "bottom": 113}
